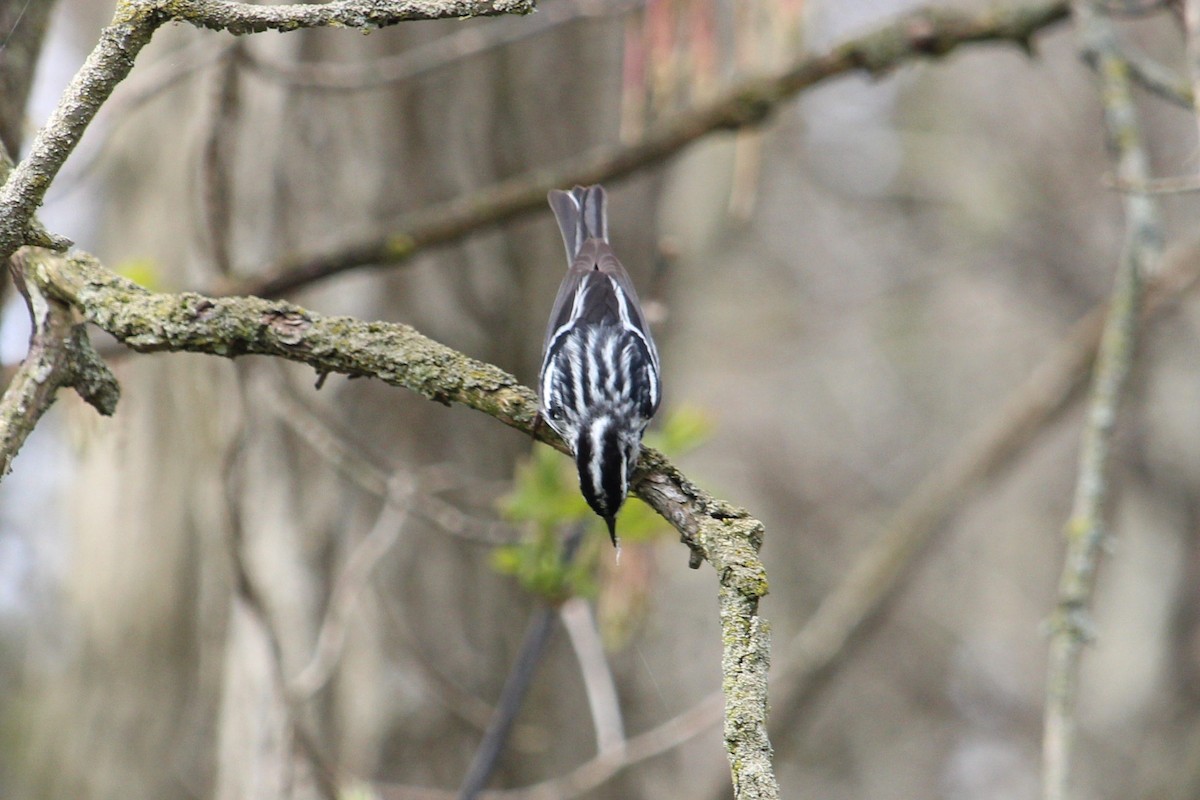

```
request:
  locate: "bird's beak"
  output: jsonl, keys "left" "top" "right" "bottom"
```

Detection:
{"left": 604, "top": 515, "right": 618, "bottom": 548}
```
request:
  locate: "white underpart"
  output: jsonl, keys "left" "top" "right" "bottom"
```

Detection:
{"left": 602, "top": 332, "right": 620, "bottom": 396}
{"left": 609, "top": 276, "right": 660, "bottom": 409}
{"left": 585, "top": 331, "right": 602, "bottom": 406}
{"left": 568, "top": 336, "right": 586, "bottom": 419}
{"left": 618, "top": 343, "right": 635, "bottom": 404}
{"left": 589, "top": 416, "right": 609, "bottom": 506}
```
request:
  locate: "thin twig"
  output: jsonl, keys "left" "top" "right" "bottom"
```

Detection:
{"left": 228, "top": 0, "right": 1072, "bottom": 298}
{"left": 201, "top": 45, "right": 241, "bottom": 277}
{"left": 559, "top": 597, "right": 626, "bottom": 755}
{"left": 457, "top": 525, "right": 587, "bottom": 800}
{"left": 49, "top": 41, "right": 235, "bottom": 203}
{"left": 1043, "top": 5, "right": 1165, "bottom": 800}
{"left": 1185, "top": 0, "right": 1200, "bottom": 138}
{"left": 254, "top": 368, "right": 517, "bottom": 544}
{"left": 219, "top": 428, "right": 343, "bottom": 800}
{"left": 1121, "top": 43, "right": 1193, "bottom": 107}
{"left": 288, "top": 473, "right": 416, "bottom": 699}
{"left": 380, "top": 692, "right": 724, "bottom": 800}
{"left": 241, "top": 0, "right": 643, "bottom": 93}
{"left": 0, "top": 0, "right": 57, "bottom": 155}
{"left": 1107, "top": 172, "right": 1200, "bottom": 193}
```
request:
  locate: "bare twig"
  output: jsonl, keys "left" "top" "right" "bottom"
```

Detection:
{"left": 50, "top": 41, "right": 235, "bottom": 202}
{"left": 229, "top": 0, "right": 1072, "bottom": 298}
{"left": 499, "top": 693, "right": 724, "bottom": 800}
{"left": 1107, "top": 173, "right": 1200, "bottom": 193}
{"left": 380, "top": 692, "right": 724, "bottom": 800}
{"left": 1095, "top": 0, "right": 1171, "bottom": 14}
{"left": 559, "top": 598, "right": 625, "bottom": 755}
{"left": 140, "top": 0, "right": 534, "bottom": 35}
{"left": 288, "top": 473, "right": 416, "bottom": 699}
{"left": 221, "top": 453, "right": 343, "bottom": 800}
{"left": 257, "top": 369, "right": 518, "bottom": 545}
{"left": 1185, "top": 0, "right": 1200, "bottom": 136}
{"left": 241, "top": 0, "right": 642, "bottom": 92}
{"left": 456, "top": 607, "right": 559, "bottom": 800}
{"left": 1043, "top": 5, "right": 1165, "bottom": 800}
{"left": 201, "top": 46, "right": 242, "bottom": 277}
{"left": 457, "top": 525, "right": 587, "bottom": 800}
{"left": 1120, "top": 44, "right": 1193, "bottom": 107}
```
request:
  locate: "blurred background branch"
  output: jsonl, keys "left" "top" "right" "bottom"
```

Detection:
{"left": 1044, "top": 3, "right": 1165, "bottom": 799}
{"left": 0, "top": 0, "right": 535, "bottom": 260}
{"left": 229, "top": 0, "right": 1071, "bottom": 298}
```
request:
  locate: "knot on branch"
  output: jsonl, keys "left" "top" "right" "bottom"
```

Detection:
{"left": 719, "top": 85, "right": 779, "bottom": 130}
{"left": 262, "top": 308, "right": 313, "bottom": 346}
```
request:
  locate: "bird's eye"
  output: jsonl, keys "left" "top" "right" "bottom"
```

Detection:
{"left": 549, "top": 404, "right": 563, "bottom": 420}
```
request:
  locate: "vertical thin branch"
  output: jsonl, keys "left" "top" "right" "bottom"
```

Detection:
{"left": 559, "top": 597, "right": 626, "bottom": 755}
{"left": 1043, "top": 5, "right": 1165, "bottom": 800}
{"left": 457, "top": 526, "right": 587, "bottom": 800}
{"left": 201, "top": 45, "right": 242, "bottom": 277}
{"left": 288, "top": 474, "right": 415, "bottom": 698}
{"left": 1184, "top": 0, "right": 1200, "bottom": 142}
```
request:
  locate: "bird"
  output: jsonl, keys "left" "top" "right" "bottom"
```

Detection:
{"left": 538, "top": 185, "right": 662, "bottom": 550}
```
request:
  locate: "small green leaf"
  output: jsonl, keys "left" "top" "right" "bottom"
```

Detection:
{"left": 495, "top": 405, "right": 715, "bottom": 601}
{"left": 113, "top": 257, "right": 162, "bottom": 291}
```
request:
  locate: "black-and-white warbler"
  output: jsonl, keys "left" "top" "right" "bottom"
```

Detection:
{"left": 538, "top": 185, "right": 662, "bottom": 549}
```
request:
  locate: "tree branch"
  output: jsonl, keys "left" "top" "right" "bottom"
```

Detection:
{"left": 1043, "top": 5, "right": 1165, "bottom": 800}
{"left": 31, "top": 247, "right": 778, "bottom": 799}
{"left": 230, "top": 0, "right": 1071, "bottom": 298}
{"left": 0, "top": 0, "right": 535, "bottom": 262}
{"left": 136, "top": 0, "right": 533, "bottom": 35}
{"left": 239, "top": 0, "right": 642, "bottom": 92}
{"left": 0, "top": 251, "right": 118, "bottom": 478}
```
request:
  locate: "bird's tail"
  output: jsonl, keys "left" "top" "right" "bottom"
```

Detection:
{"left": 548, "top": 185, "right": 608, "bottom": 260}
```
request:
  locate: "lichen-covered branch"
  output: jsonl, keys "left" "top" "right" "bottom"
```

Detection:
{"left": 0, "top": 251, "right": 118, "bottom": 478}
{"left": 1043, "top": 5, "right": 1165, "bottom": 800}
{"left": 32, "top": 247, "right": 778, "bottom": 799}
{"left": 233, "top": 0, "right": 1071, "bottom": 297}
{"left": 240, "top": 0, "right": 638, "bottom": 91}
{"left": 0, "top": 0, "right": 534, "bottom": 262}
{"left": 136, "top": 0, "right": 533, "bottom": 35}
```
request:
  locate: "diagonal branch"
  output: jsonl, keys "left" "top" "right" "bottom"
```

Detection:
{"left": 31, "top": 247, "right": 778, "bottom": 800}
{"left": 1043, "top": 5, "right": 1165, "bottom": 800}
{"left": 230, "top": 0, "right": 1071, "bottom": 298}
